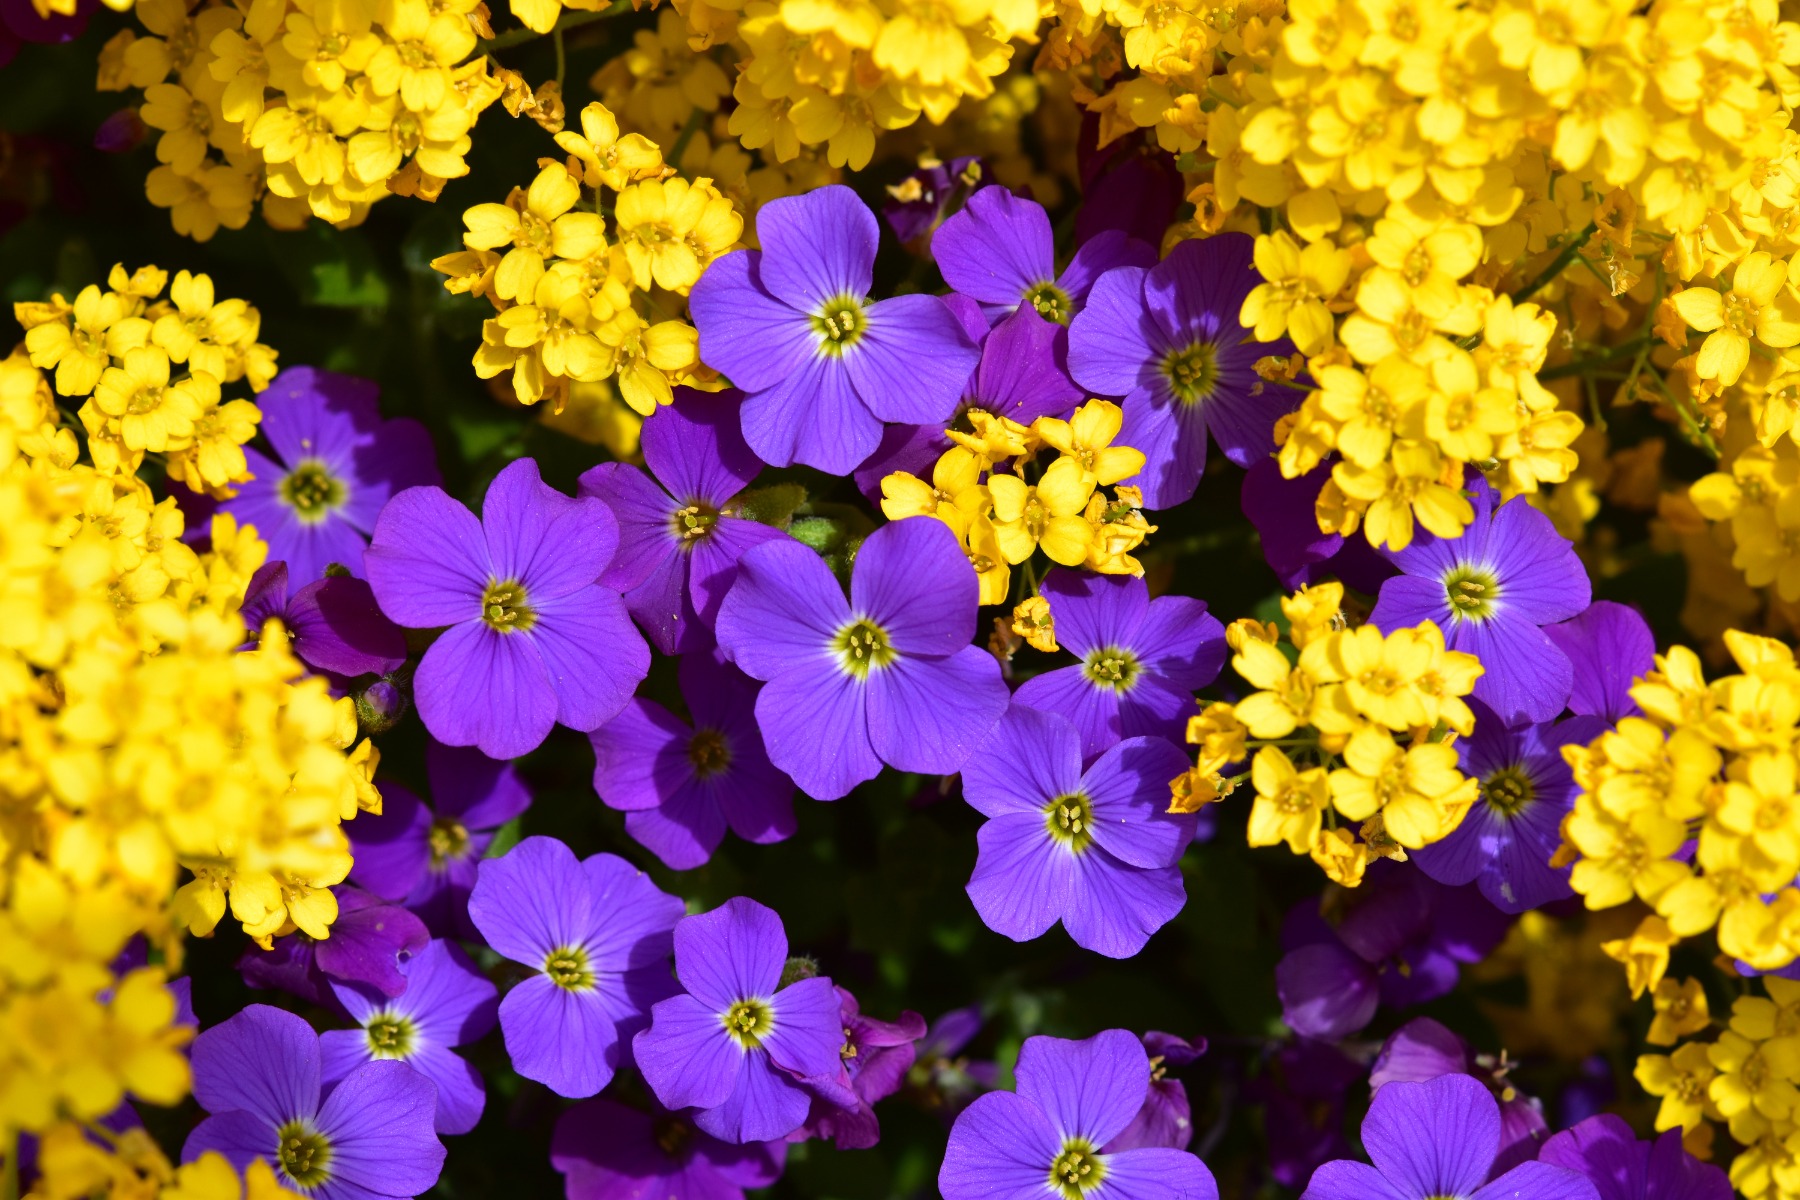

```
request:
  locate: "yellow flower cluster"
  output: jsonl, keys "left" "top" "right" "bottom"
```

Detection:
{"left": 433, "top": 101, "right": 742, "bottom": 413}
{"left": 1563, "top": 630, "right": 1800, "bottom": 975}
{"left": 100, "top": 0, "right": 502, "bottom": 237}
{"left": 28, "top": 1137, "right": 303, "bottom": 1199}
{"left": 880, "top": 399, "right": 1157, "bottom": 602}
{"left": 1173, "top": 582, "right": 1483, "bottom": 886}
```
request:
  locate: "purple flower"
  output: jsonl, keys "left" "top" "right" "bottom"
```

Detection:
{"left": 591, "top": 651, "right": 796, "bottom": 870}
{"left": 578, "top": 388, "right": 786, "bottom": 655}
{"left": 1105, "top": 1032, "right": 1206, "bottom": 1153}
{"left": 551, "top": 1097, "right": 786, "bottom": 1200}
{"left": 1370, "top": 1018, "right": 1547, "bottom": 1175}
{"left": 1068, "top": 234, "right": 1295, "bottom": 510}
{"left": 1370, "top": 475, "right": 1591, "bottom": 725}
{"left": 223, "top": 367, "right": 438, "bottom": 585}
{"left": 1540, "top": 1115, "right": 1731, "bottom": 1200}
{"left": 933, "top": 185, "right": 1156, "bottom": 325}
{"left": 1014, "top": 569, "right": 1226, "bottom": 758}
{"left": 1411, "top": 703, "right": 1607, "bottom": 913}
{"left": 1301, "top": 1073, "right": 1599, "bottom": 1200}
{"left": 321, "top": 939, "right": 498, "bottom": 1135}
{"left": 939, "top": 1028, "right": 1219, "bottom": 1200}
{"left": 237, "top": 886, "right": 430, "bottom": 1007}
{"left": 466, "top": 836, "right": 684, "bottom": 1099}
{"left": 714, "top": 516, "right": 1010, "bottom": 801}
{"left": 689, "top": 185, "right": 980, "bottom": 474}
{"left": 793, "top": 986, "right": 927, "bottom": 1150}
{"left": 1075, "top": 151, "right": 1183, "bottom": 251}
{"left": 0, "top": 0, "right": 97, "bottom": 50}
{"left": 884, "top": 155, "right": 980, "bottom": 244}
{"left": 633, "top": 897, "right": 845, "bottom": 1143}
{"left": 1543, "top": 600, "right": 1655, "bottom": 724}
{"left": 365, "top": 457, "right": 649, "bottom": 760}
{"left": 912, "top": 1006, "right": 1000, "bottom": 1118}
{"left": 347, "top": 737, "right": 533, "bottom": 939}
{"left": 241, "top": 561, "right": 407, "bottom": 681}
{"left": 962, "top": 705, "right": 1195, "bottom": 958}
{"left": 183, "top": 1005, "right": 446, "bottom": 1200}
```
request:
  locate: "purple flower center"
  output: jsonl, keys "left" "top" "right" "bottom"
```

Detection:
{"left": 1444, "top": 564, "right": 1501, "bottom": 621}
{"left": 544, "top": 945, "right": 594, "bottom": 991}
{"left": 428, "top": 817, "right": 471, "bottom": 869}
{"left": 1082, "top": 647, "right": 1140, "bottom": 692}
{"left": 840, "top": 1025, "right": 859, "bottom": 1060}
{"left": 688, "top": 728, "right": 731, "bottom": 778}
{"left": 1049, "top": 1138, "right": 1104, "bottom": 1197}
{"left": 834, "top": 619, "right": 895, "bottom": 677}
{"left": 276, "top": 1119, "right": 332, "bottom": 1188}
{"left": 1044, "top": 792, "right": 1095, "bottom": 851}
{"left": 1161, "top": 342, "right": 1220, "bottom": 406}
{"left": 1483, "top": 765, "right": 1534, "bottom": 817}
{"left": 811, "top": 296, "right": 868, "bottom": 355}
{"left": 281, "top": 459, "right": 346, "bottom": 522}
{"left": 670, "top": 501, "right": 721, "bottom": 545}
{"left": 365, "top": 1011, "right": 416, "bottom": 1058}
{"left": 723, "top": 997, "right": 775, "bottom": 1048}
{"left": 482, "top": 579, "right": 535, "bottom": 632}
{"left": 1025, "top": 281, "right": 1072, "bottom": 324}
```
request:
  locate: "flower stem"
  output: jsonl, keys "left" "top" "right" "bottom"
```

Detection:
{"left": 553, "top": 25, "right": 566, "bottom": 88}
{"left": 478, "top": 2, "right": 627, "bottom": 55}
{"left": 3, "top": 1129, "right": 16, "bottom": 1200}
{"left": 1537, "top": 333, "right": 1651, "bottom": 381}
{"left": 1513, "top": 222, "right": 1598, "bottom": 306}
{"left": 668, "top": 105, "right": 705, "bottom": 168}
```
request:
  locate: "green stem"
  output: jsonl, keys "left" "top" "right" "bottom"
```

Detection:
{"left": 1537, "top": 333, "right": 1651, "bottom": 381}
{"left": 1513, "top": 221, "right": 1598, "bottom": 306}
{"left": 478, "top": 2, "right": 626, "bottom": 54}
{"left": 667, "top": 104, "right": 705, "bottom": 169}
{"left": 1646, "top": 367, "right": 1721, "bottom": 461}
{"left": 553, "top": 25, "right": 566, "bottom": 89}
{"left": 3, "top": 1129, "right": 17, "bottom": 1200}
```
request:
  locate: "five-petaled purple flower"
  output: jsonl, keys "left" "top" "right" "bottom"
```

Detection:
{"left": 1540, "top": 1114, "right": 1731, "bottom": 1200}
{"left": 794, "top": 986, "right": 926, "bottom": 1150}
{"left": 963, "top": 705, "right": 1196, "bottom": 959}
{"left": 1300, "top": 1072, "right": 1599, "bottom": 1200}
{"left": 222, "top": 366, "right": 438, "bottom": 585}
{"left": 466, "top": 836, "right": 684, "bottom": 1099}
{"left": 241, "top": 560, "right": 407, "bottom": 683}
{"left": 183, "top": 1004, "right": 446, "bottom": 1200}
{"left": 1370, "top": 1018, "right": 1548, "bottom": 1177}
{"left": 1069, "top": 234, "right": 1295, "bottom": 510}
{"left": 590, "top": 650, "right": 796, "bottom": 870}
{"left": 1015, "top": 568, "right": 1227, "bottom": 758}
{"left": 551, "top": 1097, "right": 787, "bottom": 1200}
{"left": 714, "top": 516, "right": 1010, "bottom": 801}
{"left": 633, "top": 897, "right": 845, "bottom": 1143}
{"left": 365, "top": 457, "right": 649, "bottom": 760}
{"left": 322, "top": 938, "right": 499, "bottom": 1135}
{"left": 1370, "top": 475, "right": 1591, "bottom": 725}
{"left": 939, "top": 1028, "right": 1219, "bottom": 1200}
{"left": 579, "top": 388, "right": 786, "bottom": 655}
{"left": 688, "top": 185, "right": 980, "bottom": 474}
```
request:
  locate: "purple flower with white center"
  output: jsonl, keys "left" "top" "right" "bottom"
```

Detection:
{"left": 1540, "top": 1114, "right": 1732, "bottom": 1200}
{"left": 1370, "top": 1018, "right": 1548, "bottom": 1176}
{"left": 1014, "top": 569, "right": 1227, "bottom": 759}
{"left": 933, "top": 185, "right": 1157, "bottom": 326}
{"left": 939, "top": 1028, "right": 1219, "bottom": 1200}
{"left": 714, "top": 516, "right": 1010, "bottom": 801}
{"left": 1105, "top": 1032, "right": 1205, "bottom": 1154}
{"left": 236, "top": 886, "right": 430, "bottom": 1007}
{"left": 222, "top": 366, "right": 438, "bottom": 585}
{"left": 551, "top": 1097, "right": 786, "bottom": 1200}
{"left": 688, "top": 185, "right": 981, "bottom": 475}
{"left": 578, "top": 388, "right": 786, "bottom": 655}
{"left": 962, "top": 705, "right": 1196, "bottom": 959}
{"left": 1068, "top": 234, "right": 1296, "bottom": 510}
{"left": 241, "top": 561, "right": 407, "bottom": 682}
{"left": 793, "top": 986, "right": 927, "bottom": 1150}
{"left": 633, "top": 897, "right": 845, "bottom": 1143}
{"left": 1411, "top": 702, "right": 1607, "bottom": 914}
{"left": 347, "top": 737, "right": 533, "bottom": 940}
{"left": 591, "top": 651, "right": 796, "bottom": 871}
{"left": 365, "top": 457, "right": 649, "bottom": 760}
{"left": 466, "top": 836, "right": 684, "bottom": 1099}
{"left": 884, "top": 155, "right": 980, "bottom": 244}
{"left": 1301, "top": 1073, "right": 1600, "bottom": 1200}
{"left": 1544, "top": 600, "right": 1655, "bottom": 724}
{"left": 1369, "top": 475, "right": 1591, "bottom": 725}
{"left": 182, "top": 1004, "right": 446, "bottom": 1200}
{"left": 321, "top": 939, "right": 498, "bottom": 1136}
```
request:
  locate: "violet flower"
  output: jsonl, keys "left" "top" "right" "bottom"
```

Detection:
{"left": 1014, "top": 568, "right": 1226, "bottom": 758}
{"left": 713, "top": 516, "right": 1010, "bottom": 801}
{"left": 578, "top": 387, "right": 786, "bottom": 655}
{"left": 591, "top": 650, "right": 796, "bottom": 870}
{"left": 466, "top": 836, "right": 684, "bottom": 1099}
{"left": 910, "top": 1006, "right": 1000, "bottom": 1118}
{"left": 939, "top": 1029, "right": 1218, "bottom": 1200}
{"left": 236, "top": 886, "right": 429, "bottom": 1008}
{"left": 1369, "top": 475, "right": 1591, "bottom": 725}
{"left": 365, "top": 457, "right": 649, "bottom": 760}
{"left": 1068, "top": 234, "right": 1296, "bottom": 510}
{"left": 551, "top": 1097, "right": 786, "bottom": 1200}
{"left": 347, "top": 737, "right": 533, "bottom": 940}
{"left": 1539, "top": 1114, "right": 1732, "bottom": 1200}
{"left": 240, "top": 561, "right": 407, "bottom": 682}
{"left": 1106, "top": 1032, "right": 1206, "bottom": 1153}
{"left": 963, "top": 705, "right": 1196, "bottom": 959}
{"left": 1370, "top": 1018, "right": 1548, "bottom": 1175}
{"left": 183, "top": 1005, "right": 446, "bottom": 1200}
{"left": 793, "top": 986, "right": 927, "bottom": 1150}
{"left": 689, "top": 184, "right": 980, "bottom": 474}
{"left": 884, "top": 155, "right": 980, "bottom": 244}
{"left": 1543, "top": 600, "right": 1655, "bottom": 724}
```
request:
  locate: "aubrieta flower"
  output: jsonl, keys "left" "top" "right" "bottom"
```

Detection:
{"left": 1107, "top": 1032, "right": 1206, "bottom": 1153}
{"left": 633, "top": 897, "right": 845, "bottom": 1143}
{"left": 578, "top": 387, "right": 785, "bottom": 654}
{"left": 236, "top": 886, "right": 429, "bottom": 1008}
{"left": 963, "top": 705, "right": 1196, "bottom": 959}
{"left": 939, "top": 1028, "right": 1219, "bottom": 1200}
{"left": 1014, "top": 569, "right": 1227, "bottom": 758}
{"left": 794, "top": 986, "right": 927, "bottom": 1150}
{"left": 1411, "top": 701, "right": 1608, "bottom": 914}
{"left": 1369, "top": 475, "right": 1591, "bottom": 725}
{"left": 240, "top": 561, "right": 407, "bottom": 682}
{"left": 1370, "top": 1018, "right": 1548, "bottom": 1178}
{"left": 883, "top": 154, "right": 980, "bottom": 244}
{"left": 551, "top": 1097, "right": 787, "bottom": 1200}
{"left": 591, "top": 651, "right": 796, "bottom": 870}
{"left": 183, "top": 1005, "right": 446, "bottom": 1200}
{"left": 467, "top": 836, "right": 684, "bottom": 1099}
{"left": 1068, "top": 234, "right": 1296, "bottom": 510}
{"left": 1539, "top": 1113, "right": 1732, "bottom": 1200}
{"left": 714, "top": 516, "right": 1009, "bottom": 801}
{"left": 322, "top": 939, "right": 498, "bottom": 1135}
{"left": 366, "top": 457, "right": 650, "bottom": 760}
{"left": 348, "top": 738, "right": 533, "bottom": 939}
{"left": 688, "top": 185, "right": 980, "bottom": 474}
{"left": 933, "top": 186, "right": 1156, "bottom": 325}
{"left": 1543, "top": 600, "right": 1655, "bottom": 725}
{"left": 1300, "top": 1073, "right": 1600, "bottom": 1200}
{"left": 220, "top": 366, "right": 438, "bottom": 585}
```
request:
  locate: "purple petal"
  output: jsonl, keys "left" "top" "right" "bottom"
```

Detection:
{"left": 1081, "top": 737, "right": 1196, "bottom": 869}
{"left": 191, "top": 1004, "right": 320, "bottom": 1127}
{"left": 1122, "top": 390, "right": 1205, "bottom": 510}
{"left": 764, "top": 976, "right": 846, "bottom": 1078}
{"left": 713, "top": 536, "right": 847, "bottom": 678}
{"left": 340, "top": 417, "right": 442, "bottom": 534}
{"left": 480, "top": 459, "right": 619, "bottom": 601}
{"left": 1144, "top": 235, "right": 1261, "bottom": 345}
{"left": 1039, "top": 570, "right": 1148, "bottom": 655}
{"left": 591, "top": 697, "right": 694, "bottom": 812}
{"left": 689, "top": 516, "right": 787, "bottom": 631}
{"left": 258, "top": 367, "right": 379, "bottom": 468}
{"left": 1469, "top": 1162, "right": 1602, "bottom": 1200}
{"left": 754, "top": 667, "right": 880, "bottom": 801}
{"left": 529, "top": 585, "right": 650, "bottom": 732}
{"left": 578, "top": 460, "right": 679, "bottom": 594}
{"left": 1411, "top": 804, "right": 1499, "bottom": 888}
{"left": 1543, "top": 601, "right": 1653, "bottom": 724}
{"left": 866, "top": 645, "right": 1010, "bottom": 776}
{"left": 1369, "top": 1018, "right": 1471, "bottom": 1089}
{"left": 391, "top": 939, "right": 498, "bottom": 1045}
{"left": 962, "top": 704, "right": 1084, "bottom": 819}
{"left": 696, "top": 1047, "right": 816, "bottom": 1144}
{"left": 181, "top": 1110, "right": 276, "bottom": 1174}
{"left": 643, "top": 387, "right": 763, "bottom": 505}
{"left": 428, "top": 739, "right": 533, "bottom": 830}
{"left": 1118, "top": 675, "right": 1202, "bottom": 748}
{"left": 674, "top": 897, "right": 786, "bottom": 1009}
{"left": 622, "top": 539, "right": 701, "bottom": 656}
{"left": 319, "top": 1028, "right": 371, "bottom": 1090}
{"left": 635, "top": 992, "right": 746, "bottom": 1113}
{"left": 852, "top": 421, "right": 952, "bottom": 503}
{"left": 346, "top": 782, "right": 431, "bottom": 901}
{"left": 286, "top": 576, "right": 407, "bottom": 677}
{"left": 413, "top": 621, "right": 558, "bottom": 760}
{"left": 1243, "top": 460, "right": 1343, "bottom": 586}
{"left": 1058, "top": 231, "right": 1159, "bottom": 309}
{"left": 1362, "top": 1074, "right": 1500, "bottom": 1199}
{"left": 1276, "top": 942, "right": 1379, "bottom": 1040}
{"left": 625, "top": 788, "right": 730, "bottom": 870}
{"left": 466, "top": 836, "right": 593, "bottom": 965}
{"left": 1370, "top": 573, "right": 1455, "bottom": 633}
{"left": 1015, "top": 663, "right": 1122, "bottom": 761}
{"left": 499, "top": 975, "right": 621, "bottom": 1098}
{"left": 933, "top": 186, "right": 1055, "bottom": 307}
{"left": 1015, "top": 1028, "right": 1149, "bottom": 1147}
{"left": 853, "top": 517, "right": 980, "bottom": 655}
{"left": 365, "top": 486, "right": 490, "bottom": 627}
{"left": 1129, "top": 595, "right": 1224, "bottom": 689}
{"left": 1194, "top": 338, "right": 1296, "bottom": 467}
{"left": 407, "top": 1042, "right": 487, "bottom": 1135}
{"left": 312, "top": 890, "right": 428, "bottom": 997}
{"left": 1301, "top": 1160, "right": 1413, "bottom": 1200}
{"left": 740, "top": 349, "right": 884, "bottom": 476}
{"left": 689, "top": 251, "right": 813, "bottom": 392}
{"left": 580, "top": 852, "right": 684, "bottom": 972}
{"left": 967, "top": 307, "right": 1084, "bottom": 424}
{"left": 849, "top": 294, "right": 982, "bottom": 425}
{"left": 1067, "top": 267, "right": 1159, "bottom": 397}
{"left": 939, "top": 1091, "right": 1063, "bottom": 1200}
{"left": 1386, "top": 474, "right": 1495, "bottom": 578}
{"left": 1485, "top": 496, "right": 1591, "bottom": 624}
{"left": 1452, "top": 616, "right": 1575, "bottom": 726}
{"left": 314, "top": 1059, "right": 446, "bottom": 1195}
{"left": 1062, "top": 854, "right": 1186, "bottom": 959}
{"left": 967, "top": 814, "right": 1070, "bottom": 943}
{"left": 1098, "top": 1146, "right": 1220, "bottom": 1200}
{"left": 754, "top": 184, "right": 877, "bottom": 310}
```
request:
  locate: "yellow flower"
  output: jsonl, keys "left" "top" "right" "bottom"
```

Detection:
{"left": 366, "top": 0, "right": 477, "bottom": 114}
{"left": 1671, "top": 254, "right": 1800, "bottom": 387}
{"left": 91, "top": 346, "right": 204, "bottom": 452}
{"left": 1708, "top": 1029, "right": 1800, "bottom": 1123}
{"left": 1649, "top": 977, "right": 1712, "bottom": 1046}
{"left": 614, "top": 176, "right": 744, "bottom": 294}
{"left": 1241, "top": 232, "right": 1352, "bottom": 356}
{"left": 880, "top": 447, "right": 985, "bottom": 539}
{"left": 1247, "top": 745, "right": 1331, "bottom": 854}
{"left": 1636, "top": 1042, "right": 1720, "bottom": 1133}
{"left": 461, "top": 163, "right": 603, "bottom": 303}
{"left": 555, "top": 102, "right": 666, "bottom": 191}
{"left": 1032, "top": 400, "right": 1145, "bottom": 488}
{"left": 23, "top": 285, "right": 147, "bottom": 398}
{"left": 988, "top": 457, "right": 1094, "bottom": 565}
{"left": 1011, "top": 595, "right": 1056, "bottom": 652}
